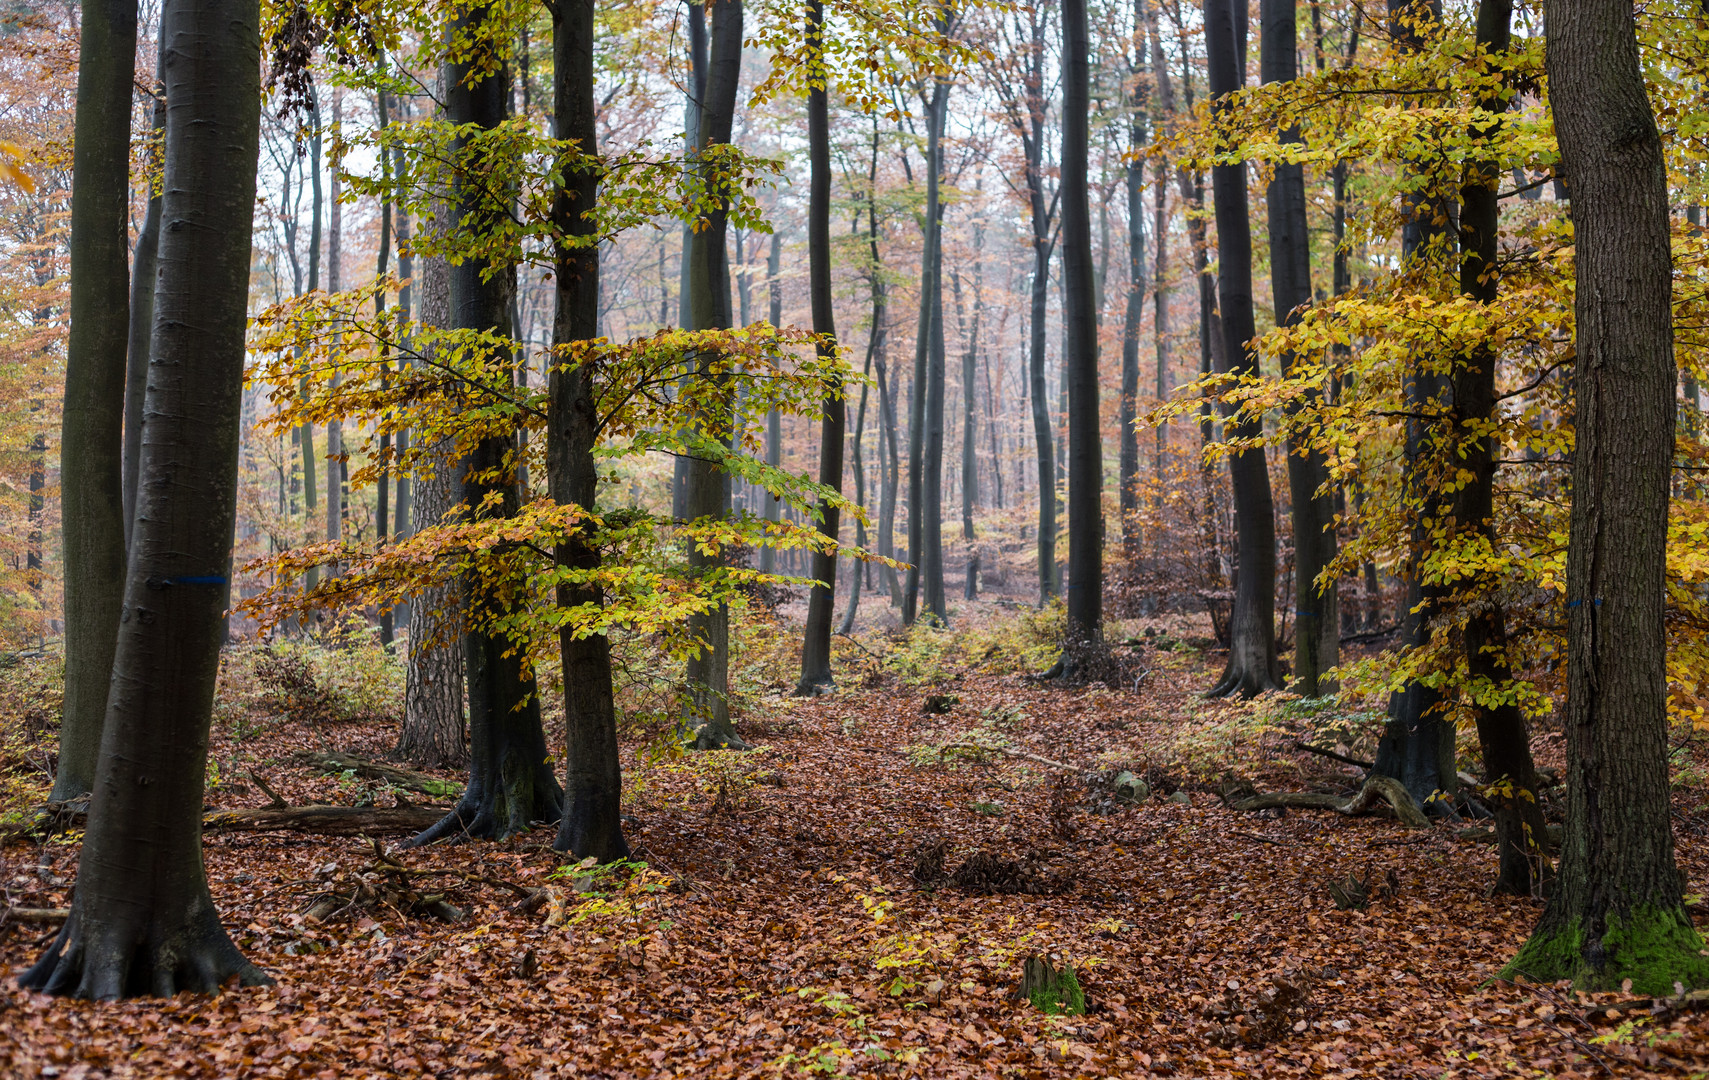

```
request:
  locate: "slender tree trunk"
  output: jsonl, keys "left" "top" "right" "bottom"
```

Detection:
{"left": 409, "top": 8, "right": 563, "bottom": 841}
{"left": 1372, "top": 0, "right": 1456, "bottom": 806}
{"left": 1206, "top": 0, "right": 1281, "bottom": 697}
{"left": 550, "top": 0, "right": 629, "bottom": 861}
{"left": 1262, "top": 0, "right": 1337, "bottom": 694}
{"left": 905, "top": 76, "right": 950, "bottom": 625}
{"left": 122, "top": 87, "right": 163, "bottom": 553}
{"left": 958, "top": 229, "right": 983, "bottom": 601}
{"left": 375, "top": 89, "right": 394, "bottom": 647}
{"left": 324, "top": 93, "right": 344, "bottom": 575}
{"left": 672, "top": 1, "right": 708, "bottom": 521}
{"left": 1119, "top": 120, "right": 1146, "bottom": 558}
{"left": 798, "top": 0, "right": 844, "bottom": 694}
{"left": 1504, "top": 0, "right": 1709, "bottom": 992}
{"left": 23, "top": 0, "right": 268, "bottom": 997}
{"left": 761, "top": 232, "right": 782, "bottom": 577}
{"left": 298, "top": 115, "right": 323, "bottom": 601}
{"left": 393, "top": 149, "right": 414, "bottom": 543}
{"left": 53, "top": 0, "right": 140, "bottom": 802}
{"left": 685, "top": 0, "right": 747, "bottom": 749}
{"left": 1062, "top": 0, "right": 1102, "bottom": 645}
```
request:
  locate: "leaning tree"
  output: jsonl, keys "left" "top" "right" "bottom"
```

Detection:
{"left": 23, "top": 0, "right": 269, "bottom": 997}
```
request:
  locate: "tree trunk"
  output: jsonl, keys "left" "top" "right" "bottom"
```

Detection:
{"left": 1262, "top": 0, "right": 1337, "bottom": 695}
{"left": 52, "top": 0, "right": 139, "bottom": 802}
{"left": 958, "top": 234, "right": 982, "bottom": 602}
{"left": 324, "top": 93, "right": 344, "bottom": 575}
{"left": 1205, "top": 0, "right": 1281, "bottom": 697}
{"left": 1023, "top": 32, "right": 1057, "bottom": 610}
{"left": 549, "top": 0, "right": 630, "bottom": 862}
{"left": 1062, "top": 0, "right": 1102, "bottom": 644}
{"left": 1372, "top": 0, "right": 1455, "bottom": 807}
{"left": 298, "top": 115, "right": 323, "bottom": 601}
{"left": 905, "top": 76, "right": 950, "bottom": 626}
{"left": 684, "top": 0, "right": 747, "bottom": 750}
{"left": 798, "top": 0, "right": 844, "bottom": 694}
{"left": 409, "top": 7, "right": 563, "bottom": 842}
{"left": 23, "top": 0, "right": 268, "bottom": 996}
{"left": 122, "top": 87, "right": 163, "bottom": 553}
{"left": 671, "top": 0, "right": 708, "bottom": 521}
{"left": 1504, "top": 0, "right": 1709, "bottom": 993}
{"left": 392, "top": 120, "right": 415, "bottom": 544}
{"left": 1119, "top": 114, "right": 1146, "bottom": 559}
{"left": 761, "top": 232, "right": 783, "bottom": 577}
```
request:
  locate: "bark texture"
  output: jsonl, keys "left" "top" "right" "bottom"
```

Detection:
{"left": 1504, "top": 0, "right": 1709, "bottom": 992}
{"left": 22, "top": 0, "right": 268, "bottom": 997}
{"left": 1061, "top": 0, "right": 1102, "bottom": 644}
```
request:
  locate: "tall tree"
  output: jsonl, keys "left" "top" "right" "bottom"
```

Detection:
{"left": 684, "top": 0, "right": 748, "bottom": 749}
{"left": 1061, "top": 0, "right": 1101, "bottom": 644}
{"left": 760, "top": 231, "right": 782, "bottom": 576}
{"left": 410, "top": 6, "right": 563, "bottom": 842}
{"left": 904, "top": 64, "right": 950, "bottom": 626}
{"left": 122, "top": 85, "right": 163, "bottom": 552}
{"left": 797, "top": 0, "right": 844, "bottom": 694}
{"left": 671, "top": 0, "right": 709, "bottom": 520}
{"left": 1504, "top": 0, "right": 1709, "bottom": 992}
{"left": 956, "top": 225, "right": 982, "bottom": 601}
{"left": 1262, "top": 0, "right": 1337, "bottom": 694}
{"left": 1205, "top": 0, "right": 1282, "bottom": 697}
{"left": 550, "top": 0, "right": 629, "bottom": 861}
{"left": 22, "top": 0, "right": 268, "bottom": 996}
{"left": 51, "top": 0, "right": 139, "bottom": 802}
{"left": 1118, "top": 11, "right": 1147, "bottom": 558}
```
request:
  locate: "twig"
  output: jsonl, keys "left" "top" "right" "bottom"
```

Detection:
{"left": 1232, "top": 831, "right": 1284, "bottom": 846}
{"left": 250, "top": 770, "right": 289, "bottom": 809}
{"left": 3, "top": 907, "right": 68, "bottom": 925}
{"left": 1294, "top": 743, "right": 1373, "bottom": 770}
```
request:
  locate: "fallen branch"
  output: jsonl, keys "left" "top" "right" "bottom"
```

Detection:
{"left": 1293, "top": 743, "right": 1373, "bottom": 770}
{"left": 1584, "top": 988, "right": 1709, "bottom": 1022}
{"left": 203, "top": 803, "right": 448, "bottom": 835}
{"left": 1340, "top": 624, "right": 1399, "bottom": 645}
{"left": 1221, "top": 775, "right": 1430, "bottom": 828}
{"left": 292, "top": 751, "right": 463, "bottom": 799}
{"left": 3, "top": 907, "right": 68, "bottom": 925}
{"left": 935, "top": 743, "right": 1081, "bottom": 774}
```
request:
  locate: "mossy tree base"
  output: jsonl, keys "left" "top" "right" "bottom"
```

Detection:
{"left": 1503, "top": 907, "right": 1709, "bottom": 996}
{"left": 1019, "top": 955, "right": 1085, "bottom": 1016}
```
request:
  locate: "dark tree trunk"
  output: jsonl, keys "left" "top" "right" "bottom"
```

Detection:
{"left": 685, "top": 0, "right": 747, "bottom": 750}
{"left": 325, "top": 92, "right": 344, "bottom": 572}
{"left": 905, "top": 76, "right": 950, "bottom": 626}
{"left": 798, "top": 0, "right": 843, "bottom": 694}
{"left": 671, "top": 0, "right": 708, "bottom": 521}
{"left": 1062, "top": 0, "right": 1101, "bottom": 644}
{"left": 122, "top": 87, "right": 163, "bottom": 553}
{"left": 1505, "top": 0, "right": 1709, "bottom": 992}
{"left": 392, "top": 123, "right": 415, "bottom": 543}
{"left": 1119, "top": 116, "right": 1146, "bottom": 558}
{"left": 549, "top": 0, "right": 629, "bottom": 862}
{"left": 22, "top": 0, "right": 268, "bottom": 997}
{"left": 53, "top": 0, "right": 139, "bottom": 802}
{"left": 1261, "top": 0, "right": 1337, "bottom": 695}
{"left": 956, "top": 235, "right": 983, "bottom": 602}
{"left": 410, "top": 6, "right": 563, "bottom": 842}
{"left": 1149, "top": 9, "right": 1170, "bottom": 482}
{"left": 1205, "top": 0, "right": 1282, "bottom": 697}
{"left": 374, "top": 89, "right": 394, "bottom": 648}
{"left": 1372, "top": 0, "right": 1456, "bottom": 808}
{"left": 298, "top": 116, "right": 323, "bottom": 600}
{"left": 1445, "top": 0, "right": 1549, "bottom": 897}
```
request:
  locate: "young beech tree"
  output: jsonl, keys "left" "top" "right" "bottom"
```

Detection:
{"left": 1059, "top": 0, "right": 1100, "bottom": 646}
{"left": 1205, "top": 0, "right": 1282, "bottom": 697}
{"left": 550, "top": 0, "right": 628, "bottom": 862}
{"left": 1504, "top": 0, "right": 1709, "bottom": 992}
{"left": 410, "top": 3, "right": 564, "bottom": 844}
{"left": 52, "top": 0, "right": 139, "bottom": 802}
{"left": 23, "top": 0, "right": 267, "bottom": 997}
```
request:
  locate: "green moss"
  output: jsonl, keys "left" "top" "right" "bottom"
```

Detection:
{"left": 1503, "top": 907, "right": 1709, "bottom": 995}
{"left": 1028, "top": 965, "right": 1086, "bottom": 1016}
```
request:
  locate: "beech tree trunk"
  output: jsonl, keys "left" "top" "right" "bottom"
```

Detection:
{"left": 1205, "top": 0, "right": 1281, "bottom": 697}
{"left": 410, "top": 6, "right": 563, "bottom": 842}
{"left": 684, "top": 0, "right": 747, "bottom": 749}
{"left": 1262, "top": 0, "right": 1337, "bottom": 695}
{"left": 23, "top": 0, "right": 268, "bottom": 997}
{"left": 957, "top": 237, "right": 982, "bottom": 602}
{"left": 1505, "top": 0, "right": 1709, "bottom": 993}
{"left": 549, "top": 0, "right": 629, "bottom": 862}
{"left": 122, "top": 86, "right": 163, "bottom": 553}
{"left": 397, "top": 253, "right": 466, "bottom": 770}
{"left": 52, "top": 0, "right": 139, "bottom": 802}
{"left": 761, "top": 232, "right": 783, "bottom": 578}
{"left": 1062, "top": 0, "right": 1102, "bottom": 645}
{"left": 671, "top": 0, "right": 708, "bottom": 521}
{"left": 905, "top": 75, "right": 950, "bottom": 626}
{"left": 798, "top": 0, "right": 843, "bottom": 694}
{"left": 1119, "top": 111, "right": 1146, "bottom": 558}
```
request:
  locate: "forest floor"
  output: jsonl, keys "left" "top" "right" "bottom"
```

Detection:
{"left": 3, "top": 597, "right": 1709, "bottom": 1078}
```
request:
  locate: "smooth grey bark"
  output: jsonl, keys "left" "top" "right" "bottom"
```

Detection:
{"left": 375, "top": 88, "right": 394, "bottom": 648}
{"left": 904, "top": 75, "right": 950, "bottom": 626}
{"left": 760, "top": 232, "right": 782, "bottom": 577}
{"left": 1119, "top": 87, "right": 1147, "bottom": 557}
{"left": 1261, "top": 0, "right": 1337, "bottom": 694}
{"left": 1205, "top": 0, "right": 1282, "bottom": 697}
{"left": 684, "top": 0, "right": 747, "bottom": 749}
{"left": 409, "top": 7, "right": 563, "bottom": 841}
{"left": 798, "top": 0, "right": 844, "bottom": 694}
{"left": 22, "top": 0, "right": 268, "bottom": 997}
{"left": 324, "top": 92, "right": 344, "bottom": 573}
{"left": 53, "top": 0, "right": 141, "bottom": 802}
{"left": 1505, "top": 0, "right": 1709, "bottom": 992}
{"left": 1061, "top": 0, "right": 1101, "bottom": 643}
{"left": 550, "top": 0, "right": 629, "bottom": 862}
{"left": 122, "top": 86, "right": 163, "bottom": 553}
{"left": 1149, "top": 7, "right": 1170, "bottom": 483}
{"left": 671, "top": 0, "right": 708, "bottom": 521}
{"left": 392, "top": 125, "right": 414, "bottom": 542}
{"left": 298, "top": 111, "right": 323, "bottom": 599}
{"left": 955, "top": 246, "right": 981, "bottom": 601}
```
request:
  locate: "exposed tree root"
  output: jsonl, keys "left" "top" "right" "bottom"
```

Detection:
{"left": 1220, "top": 775, "right": 1430, "bottom": 828}
{"left": 19, "top": 900, "right": 270, "bottom": 999}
